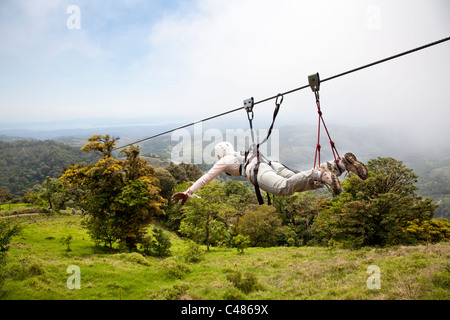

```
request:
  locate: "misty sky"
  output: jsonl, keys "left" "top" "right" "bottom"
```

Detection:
{"left": 0, "top": 0, "right": 449, "bottom": 145}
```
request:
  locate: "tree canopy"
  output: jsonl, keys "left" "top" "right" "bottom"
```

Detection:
{"left": 61, "top": 135, "right": 166, "bottom": 250}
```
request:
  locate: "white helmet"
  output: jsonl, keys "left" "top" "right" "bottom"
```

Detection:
{"left": 214, "top": 142, "right": 235, "bottom": 160}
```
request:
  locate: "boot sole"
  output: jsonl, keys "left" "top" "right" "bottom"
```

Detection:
{"left": 343, "top": 153, "right": 368, "bottom": 180}
{"left": 324, "top": 162, "right": 342, "bottom": 194}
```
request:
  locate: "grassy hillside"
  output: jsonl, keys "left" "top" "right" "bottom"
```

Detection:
{"left": 1, "top": 214, "right": 449, "bottom": 300}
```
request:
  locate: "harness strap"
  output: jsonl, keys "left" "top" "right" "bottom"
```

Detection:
{"left": 309, "top": 73, "right": 340, "bottom": 169}
{"left": 243, "top": 95, "right": 283, "bottom": 205}
{"left": 253, "top": 161, "right": 265, "bottom": 205}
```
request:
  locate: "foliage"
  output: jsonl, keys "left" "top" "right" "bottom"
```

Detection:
{"left": 179, "top": 183, "right": 230, "bottom": 250}
{"left": 60, "top": 135, "right": 166, "bottom": 251}
{"left": 81, "top": 134, "right": 119, "bottom": 158}
{"left": 2, "top": 214, "right": 450, "bottom": 300}
{"left": 142, "top": 227, "right": 172, "bottom": 257}
{"left": 161, "top": 257, "right": 191, "bottom": 279}
{"left": 154, "top": 167, "right": 177, "bottom": 201}
{"left": 0, "top": 219, "right": 21, "bottom": 290}
{"left": 0, "top": 140, "right": 98, "bottom": 197}
{"left": 235, "top": 205, "right": 287, "bottom": 247}
{"left": 312, "top": 157, "right": 438, "bottom": 248}
{"left": 166, "top": 162, "right": 202, "bottom": 184}
{"left": 274, "top": 192, "right": 323, "bottom": 245}
{"left": 232, "top": 234, "right": 251, "bottom": 254}
{"left": 223, "top": 180, "right": 251, "bottom": 197}
{"left": 0, "top": 219, "right": 21, "bottom": 253}
{"left": 39, "top": 177, "right": 66, "bottom": 211}
{"left": 405, "top": 219, "right": 450, "bottom": 244}
{"left": 0, "top": 188, "right": 14, "bottom": 202}
{"left": 182, "top": 240, "right": 204, "bottom": 263}
{"left": 60, "top": 234, "right": 73, "bottom": 252}
{"left": 225, "top": 270, "right": 261, "bottom": 294}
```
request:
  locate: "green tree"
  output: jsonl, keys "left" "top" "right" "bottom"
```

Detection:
{"left": 0, "top": 187, "right": 14, "bottom": 203}
{"left": 236, "top": 205, "right": 287, "bottom": 247}
{"left": 223, "top": 180, "right": 251, "bottom": 197}
{"left": 154, "top": 168, "right": 177, "bottom": 201}
{"left": 166, "top": 162, "right": 202, "bottom": 184}
{"left": 142, "top": 226, "right": 172, "bottom": 257}
{"left": 81, "top": 134, "right": 119, "bottom": 158}
{"left": 274, "top": 192, "right": 322, "bottom": 245}
{"left": 179, "top": 183, "right": 229, "bottom": 250}
{"left": 312, "top": 157, "right": 437, "bottom": 248}
{"left": 39, "top": 177, "right": 66, "bottom": 211}
{"left": 61, "top": 136, "right": 166, "bottom": 250}
{"left": 232, "top": 234, "right": 251, "bottom": 254}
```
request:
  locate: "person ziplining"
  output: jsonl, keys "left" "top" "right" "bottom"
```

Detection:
{"left": 172, "top": 73, "right": 368, "bottom": 206}
{"left": 172, "top": 142, "right": 368, "bottom": 205}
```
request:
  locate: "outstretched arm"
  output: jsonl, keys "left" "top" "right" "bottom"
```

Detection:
{"left": 171, "top": 155, "right": 239, "bottom": 205}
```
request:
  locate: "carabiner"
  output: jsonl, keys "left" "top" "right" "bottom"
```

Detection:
{"left": 275, "top": 93, "right": 284, "bottom": 107}
{"left": 244, "top": 97, "right": 254, "bottom": 121}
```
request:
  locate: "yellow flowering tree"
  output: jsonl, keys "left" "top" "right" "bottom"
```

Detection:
{"left": 405, "top": 219, "right": 450, "bottom": 244}
{"left": 61, "top": 135, "right": 166, "bottom": 250}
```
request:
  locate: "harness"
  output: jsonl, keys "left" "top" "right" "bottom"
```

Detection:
{"left": 243, "top": 94, "right": 283, "bottom": 205}
{"left": 239, "top": 73, "right": 340, "bottom": 205}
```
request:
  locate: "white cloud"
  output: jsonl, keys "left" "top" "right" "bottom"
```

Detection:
{"left": 142, "top": 0, "right": 450, "bottom": 135}
{"left": 0, "top": 0, "right": 449, "bottom": 142}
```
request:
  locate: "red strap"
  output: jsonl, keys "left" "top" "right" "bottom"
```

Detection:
{"left": 313, "top": 94, "right": 340, "bottom": 168}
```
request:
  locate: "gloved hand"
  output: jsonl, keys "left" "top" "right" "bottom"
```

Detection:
{"left": 172, "top": 189, "right": 199, "bottom": 205}
{"left": 172, "top": 192, "right": 190, "bottom": 205}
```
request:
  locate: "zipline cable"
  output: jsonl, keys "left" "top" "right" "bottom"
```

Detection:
{"left": 114, "top": 35, "right": 450, "bottom": 151}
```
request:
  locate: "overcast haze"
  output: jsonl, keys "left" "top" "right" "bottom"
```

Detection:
{"left": 0, "top": 0, "right": 449, "bottom": 148}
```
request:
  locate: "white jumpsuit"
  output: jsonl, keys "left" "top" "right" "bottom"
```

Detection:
{"left": 188, "top": 154, "right": 341, "bottom": 196}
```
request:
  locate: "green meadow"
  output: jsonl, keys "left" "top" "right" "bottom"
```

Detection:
{"left": 1, "top": 214, "right": 449, "bottom": 300}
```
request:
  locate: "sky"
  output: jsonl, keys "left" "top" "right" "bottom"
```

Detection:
{"left": 0, "top": 0, "right": 449, "bottom": 145}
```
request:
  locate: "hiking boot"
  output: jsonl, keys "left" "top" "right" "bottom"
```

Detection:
{"left": 341, "top": 152, "right": 368, "bottom": 180}
{"left": 319, "top": 162, "right": 342, "bottom": 195}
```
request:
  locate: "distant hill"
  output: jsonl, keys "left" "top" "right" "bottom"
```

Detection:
{"left": 0, "top": 140, "right": 99, "bottom": 196}
{"left": 134, "top": 124, "right": 449, "bottom": 218}
{"left": 0, "top": 121, "right": 448, "bottom": 218}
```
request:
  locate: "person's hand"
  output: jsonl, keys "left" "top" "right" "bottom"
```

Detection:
{"left": 172, "top": 192, "right": 190, "bottom": 205}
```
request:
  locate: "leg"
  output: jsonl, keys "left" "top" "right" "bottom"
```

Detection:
{"left": 252, "top": 163, "right": 321, "bottom": 196}
{"left": 269, "top": 161, "right": 297, "bottom": 179}
{"left": 321, "top": 153, "right": 368, "bottom": 180}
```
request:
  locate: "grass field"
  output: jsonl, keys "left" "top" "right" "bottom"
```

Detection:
{"left": 1, "top": 214, "right": 449, "bottom": 300}
{"left": 0, "top": 203, "right": 45, "bottom": 217}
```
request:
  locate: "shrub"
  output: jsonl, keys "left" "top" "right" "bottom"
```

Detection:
{"left": 117, "top": 252, "right": 152, "bottom": 266}
{"left": 232, "top": 234, "right": 250, "bottom": 254}
{"left": 182, "top": 240, "right": 204, "bottom": 263}
{"left": 0, "top": 220, "right": 21, "bottom": 290}
{"left": 226, "top": 270, "right": 260, "bottom": 294}
{"left": 222, "top": 287, "right": 248, "bottom": 300}
{"left": 60, "top": 234, "right": 73, "bottom": 252}
{"left": 142, "top": 227, "right": 171, "bottom": 257}
{"left": 162, "top": 257, "right": 191, "bottom": 279}
{"left": 149, "top": 282, "right": 191, "bottom": 300}
{"left": 235, "top": 205, "right": 285, "bottom": 247}
{"left": 8, "top": 257, "right": 44, "bottom": 280}
{"left": 0, "top": 220, "right": 21, "bottom": 252}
